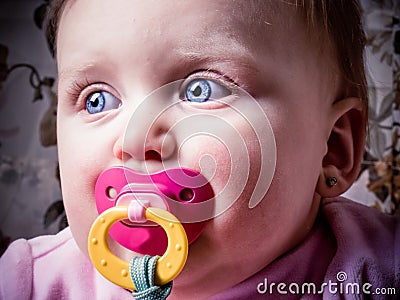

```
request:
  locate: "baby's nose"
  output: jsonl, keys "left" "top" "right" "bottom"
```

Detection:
{"left": 116, "top": 89, "right": 178, "bottom": 172}
{"left": 149, "top": 132, "right": 176, "bottom": 160}
{"left": 122, "top": 126, "right": 177, "bottom": 172}
{"left": 114, "top": 80, "right": 182, "bottom": 173}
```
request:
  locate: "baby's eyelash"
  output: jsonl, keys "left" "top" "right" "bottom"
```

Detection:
{"left": 187, "top": 69, "right": 239, "bottom": 88}
{"left": 66, "top": 77, "right": 92, "bottom": 100}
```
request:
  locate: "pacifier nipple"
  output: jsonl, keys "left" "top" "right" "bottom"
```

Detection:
{"left": 127, "top": 200, "right": 149, "bottom": 223}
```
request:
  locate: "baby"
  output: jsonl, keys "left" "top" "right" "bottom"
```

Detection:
{"left": 1, "top": 0, "right": 399, "bottom": 299}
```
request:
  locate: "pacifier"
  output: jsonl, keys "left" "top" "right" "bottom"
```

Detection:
{"left": 94, "top": 166, "right": 214, "bottom": 255}
{"left": 88, "top": 205, "right": 188, "bottom": 290}
{"left": 87, "top": 166, "right": 214, "bottom": 290}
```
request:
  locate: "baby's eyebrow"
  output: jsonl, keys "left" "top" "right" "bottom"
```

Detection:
{"left": 169, "top": 26, "right": 259, "bottom": 65}
{"left": 173, "top": 35, "right": 257, "bottom": 66}
{"left": 57, "top": 63, "right": 97, "bottom": 83}
{"left": 179, "top": 51, "right": 254, "bottom": 65}
{"left": 58, "top": 53, "right": 258, "bottom": 84}
{"left": 172, "top": 49, "right": 260, "bottom": 79}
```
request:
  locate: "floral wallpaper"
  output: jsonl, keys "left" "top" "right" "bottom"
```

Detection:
{"left": 345, "top": 0, "right": 400, "bottom": 215}
{"left": 0, "top": 0, "right": 61, "bottom": 256}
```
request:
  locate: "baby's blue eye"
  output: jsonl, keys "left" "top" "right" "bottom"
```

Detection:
{"left": 85, "top": 91, "right": 121, "bottom": 114}
{"left": 184, "top": 78, "right": 231, "bottom": 103}
{"left": 185, "top": 79, "right": 211, "bottom": 103}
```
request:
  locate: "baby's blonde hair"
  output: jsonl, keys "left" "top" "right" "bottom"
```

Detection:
{"left": 299, "top": 0, "right": 368, "bottom": 122}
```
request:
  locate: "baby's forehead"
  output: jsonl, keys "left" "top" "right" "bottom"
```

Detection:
{"left": 60, "top": 0, "right": 302, "bottom": 41}
{"left": 189, "top": 1, "right": 322, "bottom": 56}
{"left": 210, "top": 1, "right": 299, "bottom": 36}
{"left": 56, "top": 0, "right": 331, "bottom": 71}
{"left": 57, "top": 0, "right": 333, "bottom": 85}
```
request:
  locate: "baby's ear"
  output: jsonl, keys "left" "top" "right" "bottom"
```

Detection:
{"left": 316, "top": 97, "right": 366, "bottom": 198}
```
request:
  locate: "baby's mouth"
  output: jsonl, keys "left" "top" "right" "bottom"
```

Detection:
{"left": 94, "top": 166, "right": 215, "bottom": 255}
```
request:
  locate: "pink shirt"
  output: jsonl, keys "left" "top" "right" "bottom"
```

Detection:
{"left": 1, "top": 197, "right": 399, "bottom": 299}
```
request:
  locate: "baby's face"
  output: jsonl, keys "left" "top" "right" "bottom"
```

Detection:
{"left": 57, "top": 0, "right": 338, "bottom": 297}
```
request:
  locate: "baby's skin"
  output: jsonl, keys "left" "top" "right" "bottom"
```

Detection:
{"left": 56, "top": 0, "right": 365, "bottom": 298}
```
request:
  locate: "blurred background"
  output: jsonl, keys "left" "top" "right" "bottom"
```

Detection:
{"left": 0, "top": 0, "right": 62, "bottom": 255}
{"left": 0, "top": 0, "right": 398, "bottom": 256}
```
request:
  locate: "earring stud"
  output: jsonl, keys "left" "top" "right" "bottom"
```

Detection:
{"left": 326, "top": 177, "right": 337, "bottom": 187}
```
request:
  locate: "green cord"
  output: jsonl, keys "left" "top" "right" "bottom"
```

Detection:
{"left": 130, "top": 255, "right": 173, "bottom": 300}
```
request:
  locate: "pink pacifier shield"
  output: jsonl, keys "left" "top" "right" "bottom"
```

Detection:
{"left": 95, "top": 167, "right": 214, "bottom": 255}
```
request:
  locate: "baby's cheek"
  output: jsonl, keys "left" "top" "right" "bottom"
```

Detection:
{"left": 58, "top": 125, "right": 110, "bottom": 256}
{"left": 178, "top": 130, "right": 264, "bottom": 222}
{"left": 177, "top": 135, "right": 233, "bottom": 195}
{"left": 60, "top": 160, "right": 99, "bottom": 256}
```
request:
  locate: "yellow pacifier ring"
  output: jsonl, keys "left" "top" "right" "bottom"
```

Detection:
{"left": 88, "top": 206, "right": 188, "bottom": 290}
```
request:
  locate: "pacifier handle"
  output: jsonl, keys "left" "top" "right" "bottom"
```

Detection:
{"left": 88, "top": 206, "right": 188, "bottom": 290}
